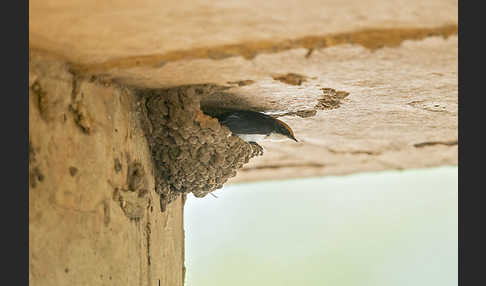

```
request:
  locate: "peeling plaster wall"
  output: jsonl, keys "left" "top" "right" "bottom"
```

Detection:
{"left": 228, "top": 36, "right": 458, "bottom": 183}
{"left": 29, "top": 53, "right": 185, "bottom": 286}
{"left": 29, "top": 1, "right": 458, "bottom": 285}
{"left": 28, "top": 53, "right": 265, "bottom": 286}
{"left": 29, "top": 0, "right": 458, "bottom": 66}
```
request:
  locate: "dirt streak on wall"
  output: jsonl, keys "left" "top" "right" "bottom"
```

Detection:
{"left": 70, "top": 24, "right": 457, "bottom": 74}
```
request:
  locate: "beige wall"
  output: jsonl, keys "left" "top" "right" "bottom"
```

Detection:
{"left": 29, "top": 54, "right": 184, "bottom": 286}
{"left": 29, "top": 0, "right": 457, "bottom": 285}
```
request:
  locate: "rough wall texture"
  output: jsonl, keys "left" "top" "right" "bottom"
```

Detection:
{"left": 29, "top": 0, "right": 458, "bottom": 285}
{"left": 29, "top": 0, "right": 458, "bottom": 184}
{"left": 226, "top": 36, "right": 458, "bottom": 183}
{"left": 29, "top": 53, "right": 185, "bottom": 286}
{"left": 29, "top": 53, "right": 264, "bottom": 286}
{"left": 29, "top": 0, "right": 457, "bottom": 66}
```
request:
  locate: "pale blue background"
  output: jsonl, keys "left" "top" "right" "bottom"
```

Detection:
{"left": 184, "top": 166, "right": 458, "bottom": 286}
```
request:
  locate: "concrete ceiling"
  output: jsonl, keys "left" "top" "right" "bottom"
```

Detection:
{"left": 29, "top": 0, "right": 458, "bottom": 182}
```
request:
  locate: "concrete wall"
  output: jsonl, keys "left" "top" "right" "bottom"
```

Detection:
{"left": 29, "top": 53, "right": 184, "bottom": 286}
{"left": 29, "top": 0, "right": 457, "bottom": 285}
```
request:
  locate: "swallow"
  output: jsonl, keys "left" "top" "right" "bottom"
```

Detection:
{"left": 213, "top": 109, "right": 298, "bottom": 155}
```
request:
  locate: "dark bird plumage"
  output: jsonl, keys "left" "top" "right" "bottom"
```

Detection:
{"left": 213, "top": 109, "right": 298, "bottom": 142}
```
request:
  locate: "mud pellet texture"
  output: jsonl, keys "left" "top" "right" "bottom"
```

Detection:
{"left": 139, "top": 85, "right": 261, "bottom": 210}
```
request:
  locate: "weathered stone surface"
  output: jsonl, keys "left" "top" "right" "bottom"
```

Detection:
{"left": 30, "top": 0, "right": 457, "bottom": 67}
{"left": 85, "top": 35, "right": 457, "bottom": 184}
{"left": 29, "top": 53, "right": 184, "bottom": 286}
{"left": 226, "top": 36, "right": 458, "bottom": 183}
{"left": 29, "top": 0, "right": 458, "bottom": 285}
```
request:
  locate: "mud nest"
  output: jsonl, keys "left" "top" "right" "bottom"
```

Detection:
{"left": 138, "top": 85, "right": 261, "bottom": 211}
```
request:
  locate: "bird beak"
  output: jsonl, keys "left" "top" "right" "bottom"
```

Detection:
{"left": 291, "top": 135, "right": 298, "bottom": 142}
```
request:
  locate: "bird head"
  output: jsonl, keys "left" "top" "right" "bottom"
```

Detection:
{"left": 271, "top": 118, "right": 298, "bottom": 142}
